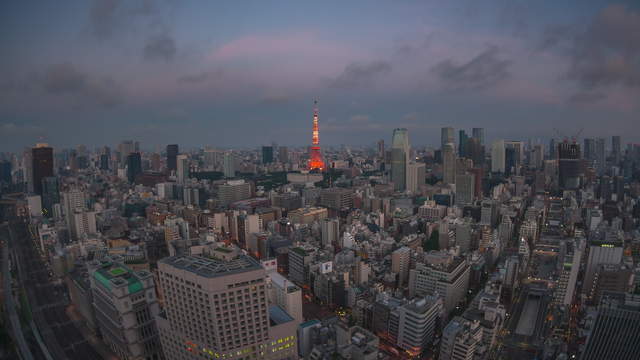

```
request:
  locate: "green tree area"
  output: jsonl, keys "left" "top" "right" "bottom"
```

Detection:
{"left": 423, "top": 230, "right": 440, "bottom": 252}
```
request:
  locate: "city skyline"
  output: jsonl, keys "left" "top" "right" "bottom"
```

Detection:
{"left": 1, "top": 1, "right": 640, "bottom": 151}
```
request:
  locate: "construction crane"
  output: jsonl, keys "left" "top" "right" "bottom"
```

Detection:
{"left": 553, "top": 128, "right": 584, "bottom": 144}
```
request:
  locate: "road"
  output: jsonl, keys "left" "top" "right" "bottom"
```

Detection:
{"left": 9, "top": 219, "right": 103, "bottom": 359}
{"left": 1, "top": 223, "right": 35, "bottom": 360}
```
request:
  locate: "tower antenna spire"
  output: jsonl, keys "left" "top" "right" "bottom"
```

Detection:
{"left": 308, "top": 99, "right": 325, "bottom": 171}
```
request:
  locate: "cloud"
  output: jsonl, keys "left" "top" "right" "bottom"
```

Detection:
{"left": 260, "top": 95, "right": 291, "bottom": 105}
{"left": 42, "top": 63, "right": 122, "bottom": 107}
{"left": 89, "top": 0, "right": 121, "bottom": 39}
{"left": 349, "top": 114, "right": 370, "bottom": 123}
{"left": 329, "top": 61, "right": 392, "bottom": 89}
{"left": 177, "top": 72, "right": 209, "bottom": 84}
{"left": 566, "top": 5, "right": 640, "bottom": 90}
{"left": 431, "top": 46, "right": 511, "bottom": 90}
{"left": 567, "top": 91, "right": 606, "bottom": 104}
{"left": 143, "top": 33, "right": 177, "bottom": 61}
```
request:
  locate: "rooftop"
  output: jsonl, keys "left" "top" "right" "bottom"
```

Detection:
{"left": 269, "top": 305, "right": 294, "bottom": 326}
{"left": 92, "top": 261, "right": 144, "bottom": 294}
{"left": 160, "top": 254, "right": 262, "bottom": 278}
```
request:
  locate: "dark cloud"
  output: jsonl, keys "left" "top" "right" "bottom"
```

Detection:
{"left": 431, "top": 46, "right": 511, "bottom": 90}
{"left": 260, "top": 95, "right": 291, "bottom": 105}
{"left": 89, "top": 0, "right": 121, "bottom": 39}
{"left": 42, "top": 63, "right": 122, "bottom": 107}
{"left": 537, "top": 25, "right": 575, "bottom": 51}
{"left": 568, "top": 91, "right": 606, "bottom": 104}
{"left": 329, "top": 61, "right": 392, "bottom": 89}
{"left": 178, "top": 72, "right": 209, "bottom": 84}
{"left": 563, "top": 5, "right": 640, "bottom": 90}
{"left": 143, "top": 33, "right": 177, "bottom": 61}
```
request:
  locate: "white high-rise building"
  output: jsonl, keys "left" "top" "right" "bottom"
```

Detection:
{"left": 491, "top": 140, "right": 505, "bottom": 173}
{"left": 583, "top": 237, "right": 624, "bottom": 299}
{"left": 176, "top": 154, "right": 189, "bottom": 184}
{"left": 409, "top": 258, "right": 470, "bottom": 312}
{"left": 72, "top": 210, "right": 97, "bottom": 240}
{"left": 406, "top": 162, "right": 426, "bottom": 194}
{"left": 157, "top": 255, "right": 298, "bottom": 360}
{"left": 441, "top": 127, "right": 455, "bottom": 150}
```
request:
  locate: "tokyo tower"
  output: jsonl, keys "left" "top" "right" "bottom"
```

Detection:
{"left": 307, "top": 100, "right": 325, "bottom": 171}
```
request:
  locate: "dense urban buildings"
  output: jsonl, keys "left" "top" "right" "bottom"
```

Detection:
{"left": 2, "top": 3, "right": 640, "bottom": 360}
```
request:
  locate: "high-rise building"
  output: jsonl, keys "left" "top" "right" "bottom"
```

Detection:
{"left": 277, "top": 146, "right": 288, "bottom": 164}
{"left": 166, "top": 144, "right": 178, "bottom": 173}
{"left": 581, "top": 293, "right": 640, "bottom": 360}
{"left": 583, "top": 237, "right": 623, "bottom": 301}
{"left": 126, "top": 152, "right": 142, "bottom": 183}
{"left": 321, "top": 218, "right": 339, "bottom": 248}
{"left": 262, "top": 146, "right": 274, "bottom": 164}
{"left": 32, "top": 144, "right": 53, "bottom": 195}
{"left": 584, "top": 138, "right": 596, "bottom": 161}
{"left": 558, "top": 141, "right": 582, "bottom": 190}
{"left": 319, "top": 188, "right": 354, "bottom": 210}
{"left": 41, "top": 176, "right": 59, "bottom": 217}
{"left": 217, "top": 180, "right": 252, "bottom": 206}
{"left": 0, "top": 160, "right": 11, "bottom": 185}
{"left": 392, "top": 247, "right": 411, "bottom": 287}
{"left": 118, "top": 140, "right": 136, "bottom": 167}
{"left": 377, "top": 139, "right": 385, "bottom": 159}
{"left": 441, "top": 127, "right": 455, "bottom": 150}
{"left": 265, "top": 267, "right": 303, "bottom": 325}
{"left": 443, "top": 143, "right": 456, "bottom": 185}
{"left": 406, "top": 162, "right": 426, "bottom": 193}
{"left": 455, "top": 172, "right": 475, "bottom": 206}
{"left": 467, "top": 138, "right": 484, "bottom": 167}
{"left": 308, "top": 100, "right": 325, "bottom": 171}
{"left": 391, "top": 128, "right": 410, "bottom": 191}
{"left": 491, "top": 140, "right": 505, "bottom": 173}
{"left": 458, "top": 130, "right": 469, "bottom": 158}
{"left": 439, "top": 317, "right": 482, "bottom": 360}
{"left": 157, "top": 254, "right": 299, "bottom": 360}
{"left": 176, "top": 154, "right": 189, "bottom": 184}
{"left": 73, "top": 210, "right": 97, "bottom": 240}
{"left": 472, "top": 128, "right": 484, "bottom": 146}
{"left": 223, "top": 152, "right": 235, "bottom": 178}
{"left": 611, "top": 135, "right": 621, "bottom": 164}
{"left": 531, "top": 144, "right": 544, "bottom": 169}
{"left": 87, "top": 256, "right": 162, "bottom": 360}
{"left": 595, "top": 137, "right": 606, "bottom": 174}
{"left": 409, "top": 257, "right": 470, "bottom": 312}
{"left": 392, "top": 296, "right": 443, "bottom": 357}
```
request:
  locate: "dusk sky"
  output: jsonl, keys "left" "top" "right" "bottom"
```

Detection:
{"left": 1, "top": 0, "right": 639, "bottom": 151}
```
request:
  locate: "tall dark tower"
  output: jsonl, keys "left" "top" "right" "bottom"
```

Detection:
{"left": 127, "top": 152, "right": 142, "bottom": 183}
{"left": 308, "top": 100, "right": 325, "bottom": 171}
{"left": 166, "top": 144, "right": 178, "bottom": 173}
{"left": 558, "top": 141, "right": 582, "bottom": 190}
{"left": 32, "top": 144, "right": 53, "bottom": 195}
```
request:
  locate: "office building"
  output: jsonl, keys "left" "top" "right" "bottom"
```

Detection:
{"left": 262, "top": 146, "right": 274, "bottom": 164}
{"left": 392, "top": 296, "right": 443, "bottom": 357}
{"left": 223, "top": 152, "right": 235, "bottom": 178}
{"left": 441, "top": 127, "right": 455, "bottom": 150}
{"left": 595, "top": 137, "right": 606, "bottom": 174}
{"left": 455, "top": 172, "right": 475, "bottom": 206}
{"left": 392, "top": 247, "right": 411, "bottom": 287}
{"left": 278, "top": 146, "right": 288, "bottom": 164}
{"left": 157, "top": 254, "right": 298, "bottom": 360}
{"left": 41, "top": 176, "right": 59, "bottom": 217}
{"left": 583, "top": 237, "right": 623, "bottom": 300}
{"left": 321, "top": 218, "right": 339, "bottom": 248}
{"left": 288, "top": 246, "right": 314, "bottom": 286}
{"left": 319, "top": 187, "right": 354, "bottom": 210}
{"left": 126, "top": 152, "right": 142, "bottom": 183}
{"left": 409, "top": 257, "right": 470, "bottom": 312}
{"left": 440, "top": 317, "right": 482, "bottom": 360}
{"left": 611, "top": 135, "right": 621, "bottom": 164}
{"left": 176, "top": 154, "right": 189, "bottom": 184}
{"left": 73, "top": 210, "right": 97, "bottom": 240}
{"left": 458, "top": 130, "right": 469, "bottom": 158}
{"left": 266, "top": 269, "right": 303, "bottom": 325}
{"left": 491, "top": 140, "right": 505, "bottom": 173}
{"left": 443, "top": 143, "right": 456, "bottom": 185}
{"left": 32, "top": 144, "right": 54, "bottom": 195}
{"left": 581, "top": 293, "right": 640, "bottom": 360}
{"left": 166, "top": 144, "right": 178, "bottom": 173}
{"left": 0, "top": 160, "right": 11, "bottom": 185}
{"left": 391, "top": 128, "right": 410, "bottom": 191}
{"left": 558, "top": 142, "right": 582, "bottom": 190}
{"left": 288, "top": 207, "right": 328, "bottom": 225}
{"left": 472, "top": 128, "right": 484, "bottom": 146}
{"left": 87, "top": 257, "right": 162, "bottom": 360}
{"left": 406, "top": 162, "right": 426, "bottom": 194}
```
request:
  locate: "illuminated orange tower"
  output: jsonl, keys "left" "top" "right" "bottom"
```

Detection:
{"left": 308, "top": 100, "right": 325, "bottom": 171}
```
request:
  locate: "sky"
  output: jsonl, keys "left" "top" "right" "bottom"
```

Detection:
{"left": 1, "top": 0, "right": 639, "bottom": 151}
